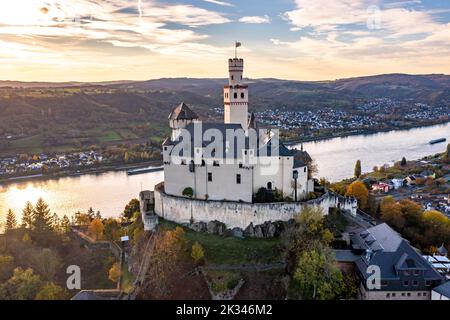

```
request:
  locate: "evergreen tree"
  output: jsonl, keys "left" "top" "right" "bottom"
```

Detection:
{"left": 5, "top": 209, "right": 17, "bottom": 232}
{"left": 401, "top": 157, "right": 407, "bottom": 166}
{"left": 60, "top": 215, "right": 71, "bottom": 234}
{"left": 21, "top": 202, "right": 34, "bottom": 229}
{"left": 354, "top": 160, "right": 362, "bottom": 178}
{"left": 32, "top": 198, "right": 53, "bottom": 233}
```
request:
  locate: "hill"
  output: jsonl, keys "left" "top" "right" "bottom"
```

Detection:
{"left": 0, "top": 74, "right": 449, "bottom": 155}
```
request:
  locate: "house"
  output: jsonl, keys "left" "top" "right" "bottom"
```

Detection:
{"left": 372, "top": 182, "right": 390, "bottom": 193}
{"left": 391, "top": 178, "right": 405, "bottom": 190}
{"left": 432, "top": 282, "right": 450, "bottom": 300}
{"left": 349, "top": 223, "right": 444, "bottom": 300}
{"left": 405, "top": 175, "right": 417, "bottom": 186}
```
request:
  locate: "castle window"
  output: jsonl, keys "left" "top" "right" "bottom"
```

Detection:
{"left": 403, "top": 280, "right": 409, "bottom": 286}
{"left": 239, "top": 163, "right": 243, "bottom": 168}
{"left": 213, "top": 161, "right": 220, "bottom": 167}
{"left": 414, "top": 270, "right": 420, "bottom": 276}
{"left": 412, "top": 280, "right": 418, "bottom": 286}
{"left": 164, "top": 147, "right": 168, "bottom": 151}
{"left": 201, "top": 160, "right": 206, "bottom": 167}
{"left": 236, "top": 174, "right": 241, "bottom": 184}
{"left": 426, "top": 281, "right": 431, "bottom": 286}
{"left": 208, "top": 172, "right": 212, "bottom": 182}
{"left": 392, "top": 293, "right": 396, "bottom": 297}
{"left": 304, "top": 167, "right": 307, "bottom": 173}
{"left": 234, "top": 92, "right": 238, "bottom": 99}
{"left": 231, "top": 75, "right": 234, "bottom": 80}
{"left": 241, "top": 92, "right": 244, "bottom": 99}
{"left": 181, "top": 159, "right": 186, "bottom": 165}
{"left": 267, "top": 182, "right": 272, "bottom": 190}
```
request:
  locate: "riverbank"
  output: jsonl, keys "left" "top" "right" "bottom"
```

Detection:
{"left": 284, "top": 119, "right": 450, "bottom": 146}
{"left": 0, "top": 160, "right": 163, "bottom": 186}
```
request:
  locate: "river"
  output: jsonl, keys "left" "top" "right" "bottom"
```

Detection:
{"left": 0, "top": 122, "right": 449, "bottom": 223}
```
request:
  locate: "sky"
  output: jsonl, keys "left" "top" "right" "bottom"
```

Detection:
{"left": 0, "top": 0, "right": 449, "bottom": 82}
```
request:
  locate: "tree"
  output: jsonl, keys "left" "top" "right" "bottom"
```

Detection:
{"left": 35, "top": 282, "right": 68, "bottom": 300}
{"left": 191, "top": 242, "right": 205, "bottom": 265}
{"left": 104, "top": 218, "right": 122, "bottom": 241}
{"left": 354, "top": 160, "right": 362, "bottom": 178}
{"left": 345, "top": 181, "right": 369, "bottom": 209}
{"left": 108, "top": 262, "right": 122, "bottom": 283}
{"left": 0, "top": 255, "right": 14, "bottom": 281}
{"left": 283, "top": 206, "right": 332, "bottom": 272}
{"left": 182, "top": 187, "right": 194, "bottom": 198}
{"left": 123, "top": 199, "right": 140, "bottom": 220}
{"left": 5, "top": 209, "right": 17, "bottom": 232}
{"left": 291, "top": 247, "right": 344, "bottom": 300}
{"left": 380, "top": 196, "right": 405, "bottom": 230}
{"left": 60, "top": 215, "right": 71, "bottom": 234}
{"left": 148, "top": 227, "right": 187, "bottom": 295}
{"left": 88, "top": 218, "right": 104, "bottom": 241}
{"left": 21, "top": 202, "right": 33, "bottom": 229}
{"left": 443, "top": 143, "right": 450, "bottom": 162}
{"left": 5, "top": 268, "right": 43, "bottom": 300}
{"left": 31, "top": 248, "right": 61, "bottom": 282}
{"left": 401, "top": 157, "right": 407, "bottom": 166}
{"left": 32, "top": 198, "right": 53, "bottom": 233}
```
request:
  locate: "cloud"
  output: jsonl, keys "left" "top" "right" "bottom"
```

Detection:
{"left": 202, "top": 0, "right": 234, "bottom": 7}
{"left": 239, "top": 15, "right": 270, "bottom": 24}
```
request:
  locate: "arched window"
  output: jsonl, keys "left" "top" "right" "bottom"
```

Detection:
{"left": 234, "top": 92, "right": 238, "bottom": 99}
{"left": 267, "top": 182, "right": 272, "bottom": 190}
{"left": 231, "top": 75, "right": 234, "bottom": 80}
{"left": 241, "top": 92, "right": 245, "bottom": 99}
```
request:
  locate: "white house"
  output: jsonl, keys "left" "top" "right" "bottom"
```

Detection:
{"left": 161, "top": 55, "right": 313, "bottom": 203}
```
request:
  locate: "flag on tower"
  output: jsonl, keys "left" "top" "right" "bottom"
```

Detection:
{"left": 235, "top": 41, "right": 242, "bottom": 48}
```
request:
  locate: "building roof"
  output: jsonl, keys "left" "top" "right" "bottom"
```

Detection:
{"left": 438, "top": 243, "right": 448, "bottom": 256}
{"left": 248, "top": 112, "right": 257, "bottom": 129}
{"left": 433, "top": 281, "right": 450, "bottom": 297}
{"left": 169, "top": 102, "right": 199, "bottom": 121}
{"left": 351, "top": 223, "right": 443, "bottom": 282}
{"left": 169, "top": 122, "right": 294, "bottom": 160}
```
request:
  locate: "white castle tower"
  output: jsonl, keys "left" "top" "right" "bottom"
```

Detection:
{"left": 224, "top": 43, "right": 249, "bottom": 129}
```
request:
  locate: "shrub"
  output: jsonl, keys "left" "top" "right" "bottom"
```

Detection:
{"left": 182, "top": 187, "right": 194, "bottom": 198}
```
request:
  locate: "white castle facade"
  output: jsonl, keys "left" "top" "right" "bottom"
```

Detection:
{"left": 161, "top": 55, "right": 314, "bottom": 204}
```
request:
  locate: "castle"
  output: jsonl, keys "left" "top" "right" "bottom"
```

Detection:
{"left": 161, "top": 54, "right": 314, "bottom": 203}
{"left": 140, "top": 50, "right": 358, "bottom": 233}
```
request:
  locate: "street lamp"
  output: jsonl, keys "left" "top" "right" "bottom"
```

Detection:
{"left": 293, "top": 170, "right": 298, "bottom": 202}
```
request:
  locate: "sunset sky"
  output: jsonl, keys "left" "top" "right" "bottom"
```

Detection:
{"left": 1, "top": 0, "right": 450, "bottom": 82}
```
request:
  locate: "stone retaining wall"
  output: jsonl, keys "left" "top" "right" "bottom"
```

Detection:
{"left": 153, "top": 183, "right": 357, "bottom": 230}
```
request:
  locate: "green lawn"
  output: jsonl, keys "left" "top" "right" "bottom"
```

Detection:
{"left": 99, "top": 130, "right": 122, "bottom": 142}
{"left": 159, "top": 220, "right": 282, "bottom": 265}
{"left": 9, "top": 134, "right": 43, "bottom": 154}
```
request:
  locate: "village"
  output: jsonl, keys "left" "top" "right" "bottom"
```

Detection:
{"left": 214, "top": 99, "right": 450, "bottom": 141}
{"left": 0, "top": 150, "right": 104, "bottom": 178}
{"left": 365, "top": 155, "right": 450, "bottom": 217}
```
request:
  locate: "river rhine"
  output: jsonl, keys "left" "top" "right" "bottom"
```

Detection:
{"left": 0, "top": 122, "right": 448, "bottom": 222}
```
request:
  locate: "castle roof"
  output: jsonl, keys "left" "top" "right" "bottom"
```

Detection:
{"left": 169, "top": 102, "right": 199, "bottom": 121}
{"left": 248, "top": 112, "right": 257, "bottom": 129}
{"left": 168, "top": 122, "right": 294, "bottom": 160}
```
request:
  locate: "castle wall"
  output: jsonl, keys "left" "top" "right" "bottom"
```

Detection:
{"left": 154, "top": 184, "right": 357, "bottom": 230}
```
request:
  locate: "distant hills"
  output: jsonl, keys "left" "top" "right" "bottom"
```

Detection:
{"left": 0, "top": 74, "right": 449, "bottom": 155}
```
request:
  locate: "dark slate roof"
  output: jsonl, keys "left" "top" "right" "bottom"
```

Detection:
{"left": 168, "top": 122, "right": 294, "bottom": 159}
{"left": 334, "top": 249, "right": 361, "bottom": 262}
{"left": 433, "top": 281, "right": 450, "bottom": 297}
{"left": 248, "top": 112, "right": 257, "bottom": 129}
{"left": 294, "top": 159, "right": 306, "bottom": 168}
{"left": 437, "top": 243, "right": 448, "bottom": 255}
{"left": 351, "top": 223, "right": 443, "bottom": 282}
{"left": 169, "top": 102, "right": 199, "bottom": 121}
